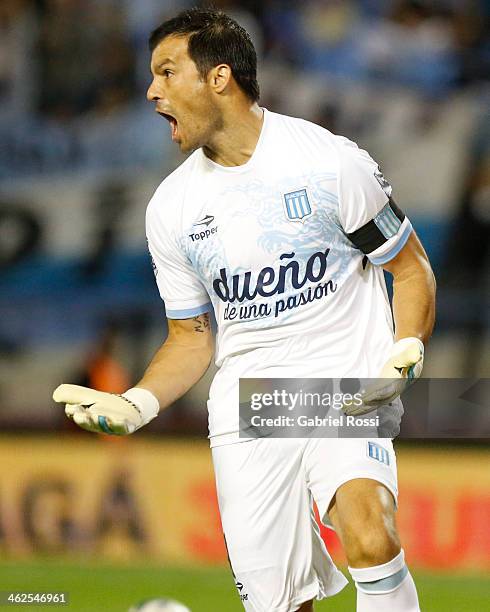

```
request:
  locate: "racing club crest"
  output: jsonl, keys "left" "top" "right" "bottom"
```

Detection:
{"left": 283, "top": 188, "right": 312, "bottom": 222}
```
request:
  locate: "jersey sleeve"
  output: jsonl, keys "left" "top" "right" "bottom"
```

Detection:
{"left": 146, "top": 204, "right": 211, "bottom": 319}
{"left": 337, "top": 138, "right": 413, "bottom": 265}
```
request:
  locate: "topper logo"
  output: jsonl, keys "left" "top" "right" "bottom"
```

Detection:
{"left": 189, "top": 226, "right": 218, "bottom": 241}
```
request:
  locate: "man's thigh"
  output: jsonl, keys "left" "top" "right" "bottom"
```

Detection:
{"left": 304, "top": 438, "right": 398, "bottom": 527}
{"left": 212, "top": 439, "right": 347, "bottom": 611}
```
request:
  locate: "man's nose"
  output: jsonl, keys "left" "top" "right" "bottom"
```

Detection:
{"left": 146, "top": 80, "right": 161, "bottom": 102}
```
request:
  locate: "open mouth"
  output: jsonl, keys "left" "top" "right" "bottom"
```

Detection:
{"left": 157, "top": 111, "right": 178, "bottom": 141}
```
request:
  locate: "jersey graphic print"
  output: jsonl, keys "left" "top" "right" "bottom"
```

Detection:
{"left": 182, "top": 171, "right": 348, "bottom": 328}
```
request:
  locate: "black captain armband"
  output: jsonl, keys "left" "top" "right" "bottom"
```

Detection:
{"left": 346, "top": 197, "right": 406, "bottom": 255}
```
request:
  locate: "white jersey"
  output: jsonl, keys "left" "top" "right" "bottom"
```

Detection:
{"left": 146, "top": 109, "right": 413, "bottom": 447}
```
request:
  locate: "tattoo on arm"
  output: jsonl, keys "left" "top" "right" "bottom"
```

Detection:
{"left": 192, "top": 313, "right": 210, "bottom": 333}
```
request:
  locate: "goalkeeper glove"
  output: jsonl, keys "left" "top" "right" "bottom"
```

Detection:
{"left": 343, "top": 337, "right": 424, "bottom": 416}
{"left": 52, "top": 384, "right": 159, "bottom": 435}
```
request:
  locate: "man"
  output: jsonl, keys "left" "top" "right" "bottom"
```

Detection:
{"left": 53, "top": 8, "right": 436, "bottom": 612}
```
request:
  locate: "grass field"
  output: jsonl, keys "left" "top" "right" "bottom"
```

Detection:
{"left": 1, "top": 562, "right": 489, "bottom": 611}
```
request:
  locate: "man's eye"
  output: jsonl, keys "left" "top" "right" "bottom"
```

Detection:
{"left": 164, "top": 70, "right": 173, "bottom": 77}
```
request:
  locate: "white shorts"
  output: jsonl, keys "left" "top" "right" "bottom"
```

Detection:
{"left": 212, "top": 437, "right": 398, "bottom": 612}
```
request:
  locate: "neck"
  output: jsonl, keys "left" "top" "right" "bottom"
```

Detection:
{"left": 203, "top": 103, "right": 264, "bottom": 167}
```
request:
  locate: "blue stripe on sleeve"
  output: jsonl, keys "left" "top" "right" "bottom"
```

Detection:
{"left": 369, "top": 221, "right": 413, "bottom": 265}
{"left": 165, "top": 302, "right": 212, "bottom": 319}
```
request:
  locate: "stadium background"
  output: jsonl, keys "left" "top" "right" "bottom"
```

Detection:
{"left": 0, "top": 0, "right": 488, "bottom": 610}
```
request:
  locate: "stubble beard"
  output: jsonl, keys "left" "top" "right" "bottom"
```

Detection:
{"left": 199, "top": 108, "right": 225, "bottom": 158}
{"left": 177, "top": 98, "right": 224, "bottom": 155}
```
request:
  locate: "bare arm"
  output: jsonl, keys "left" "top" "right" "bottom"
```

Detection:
{"left": 344, "top": 232, "right": 436, "bottom": 415}
{"left": 382, "top": 232, "right": 436, "bottom": 344}
{"left": 135, "top": 312, "right": 214, "bottom": 411}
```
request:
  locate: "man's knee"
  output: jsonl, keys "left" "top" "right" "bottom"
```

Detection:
{"left": 344, "top": 522, "right": 400, "bottom": 567}
{"left": 328, "top": 478, "right": 401, "bottom": 567}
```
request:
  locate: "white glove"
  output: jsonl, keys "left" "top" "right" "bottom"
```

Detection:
{"left": 343, "top": 337, "right": 424, "bottom": 416}
{"left": 52, "top": 384, "right": 159, "bottom": 435}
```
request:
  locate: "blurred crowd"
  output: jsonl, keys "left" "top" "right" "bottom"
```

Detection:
{"left": 0, "top": 0, "right": 489, "bottom": 175}
{"left": 1, "top": 0, "right": 489, "bottom": 117}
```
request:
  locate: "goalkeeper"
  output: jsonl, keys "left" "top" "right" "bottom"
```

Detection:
{"left": 54, "top": 8, "right": 436, "bottom": 612}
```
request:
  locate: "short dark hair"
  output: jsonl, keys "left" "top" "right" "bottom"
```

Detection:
{"left": 149, "top": 7, "right": 260, "bottom": 102}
